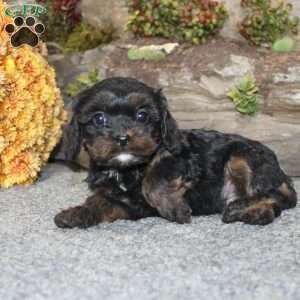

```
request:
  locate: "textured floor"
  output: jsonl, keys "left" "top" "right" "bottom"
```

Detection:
{"left": 0, "top": 163, "right": 299, "bottom": 300}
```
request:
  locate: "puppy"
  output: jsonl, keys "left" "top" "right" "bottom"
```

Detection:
{"left": 55, "top": 77, "right": 297, "bottom": 228}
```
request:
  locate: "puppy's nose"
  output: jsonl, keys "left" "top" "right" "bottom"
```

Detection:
{"left": 117, "top": 135, "right": 129, "bottom": 147}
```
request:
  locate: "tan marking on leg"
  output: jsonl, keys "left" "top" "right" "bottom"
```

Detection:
{"left": 224, "top": 157, "right": 253, "bottom": 202}
{"left": 278, "top": 183, "right": 293, "bottom": 198}
{"left": 242, "top": 197, "right": 279, "bottom": 225}
{"left": 222, "top": 197, "right": 281, "bottom": 225}
{"left": 246, "top": 198, "right": 276, "bottom": 211}
{"left": 101, "top": 205, "right": 130, "bottom": 223}
{"left": 226, "top": 157, "right": 252, "bottom": 180}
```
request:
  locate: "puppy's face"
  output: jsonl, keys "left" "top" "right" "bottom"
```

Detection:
{"left": 80, "top": 91, "right": 161, "bottom": 167}
{"left": 64, "top": 78, "right": 182, "bottom": 168}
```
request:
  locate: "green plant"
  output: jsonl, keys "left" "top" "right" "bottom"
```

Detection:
{"left": 128, "top": 48, "right": 166, "bottom": 61}
{"left": 38, "top": 1, "right": 115, "bottom": 54}
{"left": 62, "top": 23, "right": 115, "bottom": 54}
{"left": 239, "top": 0, "right": 299, "bottom": 45}
{"left": 37, "top": 0, "right": 80, "bottom": 44}
{"left": 127, "top": 0, "right": 228, "bottom": 44}
{"left": 227, "top": 74, "right": 259, "bottom": 115}
{"left": 66, "top": 69, "right": 101, "bottom": 97}
{"left": 272, "top": 36, "right": 295, "bottom": 52}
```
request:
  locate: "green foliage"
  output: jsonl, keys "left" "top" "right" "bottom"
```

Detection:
{"left": 38, "top": 0, "right": 78, "bottom": 44}
{"left": 239, "top": 0, "right": 299, "bottom": 46}
{"left": 127, "top": 0, "right": 228, "bottom": 44}
{"left": 227, "top": 74, "right": 259, "bottom": 115}
{"left": 66, "top": 69, "right": 101, "bottom": 97}
{"left": 272, "top": 36, "right": 296, "bottom": 52}
{"left": 38, "top": 1, "right": 114, "bottom": 54}
{"left": 128, "top": 48, "right": 166, "bottom": 61}
{"left": 62, "top": 23, "right": 115, "bottom": 54}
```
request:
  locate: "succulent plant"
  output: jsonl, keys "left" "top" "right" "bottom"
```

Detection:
{"left": 128, "top": 48, "right": 166, "bottom": 61}
{"left": 127, "top": 0, "right": 228, "bottom": 44}
{"left": 0, "top": 0, "right": 66, "bottom": 188}
{"left": 239, "top": 0, "right": 299, "bottom": 46}
{"left": 66, "top": 69, "right": 101, "bottom": 97}
{"left": 227, "top": 74, "right": 260, "bottom": 115}
{"left": 272, "top": 36, "right": 296, "bottom": 53}
{"left": 62, "top": 23, "right": 115, "bottom": 54}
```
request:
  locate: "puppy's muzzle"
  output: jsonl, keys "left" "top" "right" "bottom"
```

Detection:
{"left": 116, "top": 135, "right": 129, "bottom": 147}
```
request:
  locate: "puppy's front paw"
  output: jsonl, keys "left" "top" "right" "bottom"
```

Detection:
{"left": 54, "top": 206, "right": 95, "bottom": 229}
{"left": 144, "top": 176, "right": 192, "bottom": 224}
{"left": 174, "top": 202, "right": 192, "bottom": 224}
{"left": 158, "top": 201, "right": 192, "bottom": 224}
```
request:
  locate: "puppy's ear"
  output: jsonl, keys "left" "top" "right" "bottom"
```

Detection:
{"left": 61, "top": 113, "right": 82, "bottom": 161}
{"left": 60, "top": 89, "right": 89, "bottom": 162}
{"left": 156, "top": 89, "right": 183, "bottom": 155}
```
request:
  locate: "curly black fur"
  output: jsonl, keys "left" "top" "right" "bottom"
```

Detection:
{"left": 54, "top": 77, "right": 297, "bottom": 228}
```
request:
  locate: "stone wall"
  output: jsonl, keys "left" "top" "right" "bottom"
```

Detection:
{"left": 81, "top": 0, "right": 300, "bottom": 41}
{"left": 80, "top": 0, "right": 129, "bottom": 37}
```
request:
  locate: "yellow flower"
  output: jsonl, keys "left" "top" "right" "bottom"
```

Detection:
{"left": 0, "top": 151, "right": 41, "bottom": 187}
{"left": 0, "top": 0, "right": 66, "bottom": 188}
{"left": 4, "top": 56, "right": 16, "bottom": 76}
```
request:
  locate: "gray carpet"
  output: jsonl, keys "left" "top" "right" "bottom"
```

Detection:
{"left": 0, "top": 163, "right": 299, "bottom": 300}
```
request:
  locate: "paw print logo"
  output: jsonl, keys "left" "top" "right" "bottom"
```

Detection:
{"left": 4, "top": 16, "right": 45, "bottom": 48}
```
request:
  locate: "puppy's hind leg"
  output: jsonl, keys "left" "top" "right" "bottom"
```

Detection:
{"left": 221, "top": 156, "right": 297, "bottom": 225}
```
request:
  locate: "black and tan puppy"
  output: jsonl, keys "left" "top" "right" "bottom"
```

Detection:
{"left": 55, "top": 77, "right": 297, "bottom": 228}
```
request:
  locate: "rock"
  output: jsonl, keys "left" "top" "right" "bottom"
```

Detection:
{"left": 214, "top": 55, "right": 255, "bottom": 78}
{"left": 273, "top": 67, "right": 300, "bottom": 84}
{"left": 155, "top": 43, "right": 179, "bottom": 54}
{"left": 80, "top": 0, "right": 129, "bottom": 38}
{"left": 266, "top": 86, "right": 300, "bottom": 114}
{"left": 124, "top": 43, "right": 179, "bottom": 55}
{"left": 49, "top": 46, "right": 117, "bottom": 89}
{"left": 265, "top": 61, "right": 300, "bottom": 120}
{"left": 199, "top": 75, "right": 233, "bottom": 99}
{"left": 220, "top": 0, "right": 245, "bottom": 41}
{"left": 291, "top": 1, "right": 300, "bottom": 16}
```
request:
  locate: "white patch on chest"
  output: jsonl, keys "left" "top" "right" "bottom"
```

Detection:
{"left": 114, "top": 154, "right": 135, "bottom": 163}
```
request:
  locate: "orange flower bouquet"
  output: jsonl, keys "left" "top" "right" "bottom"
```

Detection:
{"left": 0, "top": 0, "right": 66, "bottom": 188}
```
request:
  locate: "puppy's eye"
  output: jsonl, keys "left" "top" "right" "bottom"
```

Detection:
{"left": 136, "top": 110, "right": 148, "bottom": 123}
{"left": 93, "top": 112, "right": 106, "bottom": 126}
